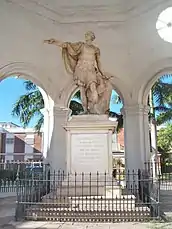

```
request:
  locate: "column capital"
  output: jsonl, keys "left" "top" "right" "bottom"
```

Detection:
{"left": 121, "top": 104, "right": 149, "bottom": 116}
{"left": 53, "top": 105, "right": 71, "bottom": 117}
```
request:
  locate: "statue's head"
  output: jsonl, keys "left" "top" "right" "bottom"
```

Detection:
{"left": 85, "top": 31, "right": 96, "bottom": 42}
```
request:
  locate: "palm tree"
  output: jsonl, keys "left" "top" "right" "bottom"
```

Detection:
{"left": 112, "top": 75, "right": 172, "bottom": 129}
{"left": 152, "top": 75, "right": 172, "bottom": 124}
{"left": 149, "top": 75, "right": 172, "bottom": 153}
{"left": 12, "top": 81, "right": 44, "bottom": 132}
{"left": 12, "top": 81, "right": 83, "bottom": 131}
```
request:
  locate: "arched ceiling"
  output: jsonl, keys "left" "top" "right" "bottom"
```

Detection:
{"left": 0, "top": 0, "right": 172, "bottom": 104}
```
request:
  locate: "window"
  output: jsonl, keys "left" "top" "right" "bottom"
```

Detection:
{"left": 156, "top": 7, "right": 172, "bottom": 43}
{"left": 25, "top": 138, "right": 34, "bottom": 145}
{"left": 6, "top": 138, "right": 14, "bottom": 144}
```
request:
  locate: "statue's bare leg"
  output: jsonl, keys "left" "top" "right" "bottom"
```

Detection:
{"left": 88, "top": 83, "right": 100, "bottom": 114}
{"left": 80, "top": 86, "right": 88, "bottom": 114}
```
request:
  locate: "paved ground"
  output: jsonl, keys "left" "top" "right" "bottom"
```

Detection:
{"left": 9, "top": 222, "right": 172, "bottom": 229}
{"left": 1, "top": 196, "right": 172, "bottom": 229}
{"left": 0, "top": 196, "right": 16, "bottom": 228}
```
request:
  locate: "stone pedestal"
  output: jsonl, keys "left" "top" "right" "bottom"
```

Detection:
{"left": 62, "top": 115, "right": 121, "bottom": 197}
{"left": 64, "top": 115, "right": 117, "bottom": 174}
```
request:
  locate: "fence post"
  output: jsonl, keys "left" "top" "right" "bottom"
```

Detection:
{"left": 47, "top": 164, "right": 50, "bottom": 194}
{"left": 15, "top": 163, "right": 20, "bottom": 221}
{"left": 157, "top": 174, "right": 161, "bottom": 219}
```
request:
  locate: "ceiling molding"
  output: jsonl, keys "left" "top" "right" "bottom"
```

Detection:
{"left": 4, "top": 0, "right": 151, "bottom": 25}
{"left": 6, "top": 0, "right": 168, "bottom": 25}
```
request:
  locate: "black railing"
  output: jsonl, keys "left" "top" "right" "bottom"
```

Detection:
{"left": 15, "top": 169, "right": 160, "bottom": 222}
{"left": 0, "top": 160, "right": 45, "bottom": 193}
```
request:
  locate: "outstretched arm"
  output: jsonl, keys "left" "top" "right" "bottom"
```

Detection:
{"left": 44, "top": 38, "right": 67, "bottom": 48}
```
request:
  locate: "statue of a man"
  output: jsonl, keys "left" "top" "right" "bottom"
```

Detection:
{"left": 44, "top": 31, "right": 111, "bottom": 114}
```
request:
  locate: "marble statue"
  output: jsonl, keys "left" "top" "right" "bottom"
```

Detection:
{"left": 44, "top": 31, "right": 112, "bottom": 114}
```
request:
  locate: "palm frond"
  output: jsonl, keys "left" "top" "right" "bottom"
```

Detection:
{"left": 152, "top": 80, "right": 172, "bottom": 107}
{"left": 159, "top": 74, "right": 172, "bottom": 81}
{"left": 154, "top": 106, "right": 171, "bottom": 113}
{"left": 24, "top": 80, "right": 37, "bottom": 91}
{"left": 69, "top": 100, "right": 83, "bottom": 115}
{"left": 12, "top": 91, "right": 44, "bottom": 127}
{"left": 73, "top": 90, "right": 81, "bottom": 100}
{"left": 34, "top": 113, "right": 44, "bottom": 133}
{"left": 156, "top": 110, "right": 172, "bottom": 125}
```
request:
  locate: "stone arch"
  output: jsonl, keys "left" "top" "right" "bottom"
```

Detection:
{"left": 59, "top": 74, "right": 131, "bottom": 108}
{"left": 0, "top": 62, "right": 48, "bottom": 93}
{"left": 142, "top": 68, "right": 172, "bottom": 105}
{"left": 0, "top": 62, "right": 54, "bottom": 160}
{"left": 137, "top": 58, "right": 172, "bottom": 106}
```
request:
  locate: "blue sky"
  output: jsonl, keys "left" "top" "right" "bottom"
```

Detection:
{"left": 0, "top": 77, "right": 38, "bottom": 127}
{"left": 0, "top": 77, "right": 122, "bottom": 127}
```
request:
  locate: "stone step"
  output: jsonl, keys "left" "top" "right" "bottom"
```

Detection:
{"left": 41, "top": 195, "right": 136, "bottom": 209}
{"left": 46, "top": 186, "right": 121, "bottom": 197}
{"left": 30, "top": 205, "right": 136, "bottom": 211}
{"left": 22, "top": 198, "right": 137, "bottom": 211}
{"left": 69, "top": 195, "right": 136, "bottom": 209}
{"left": 25, "top": 207, "right": 150, "bottom": 221}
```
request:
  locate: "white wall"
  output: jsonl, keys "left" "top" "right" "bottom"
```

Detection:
{"left": 112, "top": 133, "right": 119, "bottom": 152}
{"left": 24, "top": 133, "right": 34, "bottom": 160}
{"left": 5, "top": 133, "right": 14, "bottom": 161}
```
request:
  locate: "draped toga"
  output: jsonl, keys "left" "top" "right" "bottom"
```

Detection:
{"left": 62, "top": 42, "right": 100, "bottom": 89}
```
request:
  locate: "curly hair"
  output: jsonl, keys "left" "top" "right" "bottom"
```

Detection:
{"left": 85, "top": 31, "right": 96, "bottom": 41}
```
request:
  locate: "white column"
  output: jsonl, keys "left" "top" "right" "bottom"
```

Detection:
{"left": 112, "top": 131, "right": 119, "bottom": 151}
{"left": 150, "top": 119, "right": 158, "bottom": 150}
{"left": 5, "top": 133, "right": 14, "bottom": 161}
{"left": 122, "top": 105, "right": 150, "bottom": 171}
{"left": 150, "top": 119, "right": 158, "bottom": 178}
{"left": 40, "top": 108, "right": 49, "bottom": 160}
{"left": 48, "top": 106, "right": 70, "bottom": 172}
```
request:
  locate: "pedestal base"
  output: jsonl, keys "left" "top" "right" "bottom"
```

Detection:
{"left": 55, "top": 173, "right": 121, "bottom": 197}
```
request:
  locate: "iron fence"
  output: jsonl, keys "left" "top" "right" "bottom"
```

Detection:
{"left": 15, "top": 169, "right": 160, "bottom": 222}
{"left": 0, "top": 160, "right": 45, "bottom": 193}
{"left": 158, "top": 169, "right": 172, "bottom": 216}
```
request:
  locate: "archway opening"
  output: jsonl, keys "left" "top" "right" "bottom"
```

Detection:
{"left": 0, "top": 76, "right": 51, "bottom": 163}
{"left": 146, "top": 73, "right": 172, "bottom": 174}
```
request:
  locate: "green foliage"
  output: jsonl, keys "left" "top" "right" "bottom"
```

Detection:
{"left": 113, "top": 158, "right": 124, "bottom": 167}
{"left": 12, "top": 81, "right": 44, "bottom": 132}
{"left": 109, "top": 111, "right": 123, "bottom": 132}
{"left": 69, "top": 100, "right": 83, "bottom": 115}
{"left": 73, "top": 90, "right": 81, "bottom": 99}
{"left": 12, "top": 82, "right": 84, "bottom": 132}
{"left": 0, "top": 169, "right": 17, "bottom": 182}
{"left": 157, "top": 124, "right": 172, "bottom": 152}
{"left": 153, "top": 75, "right": 172, "bottom": 125}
